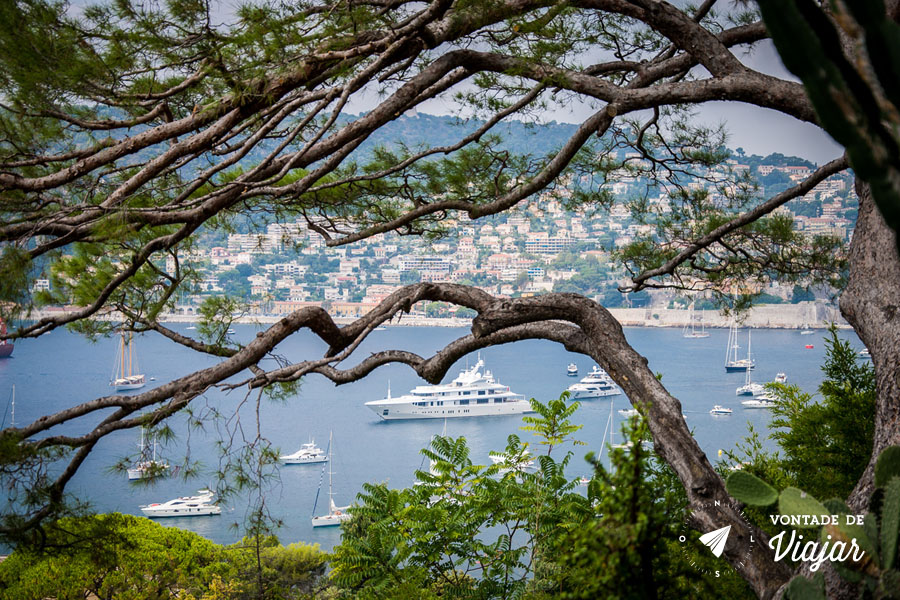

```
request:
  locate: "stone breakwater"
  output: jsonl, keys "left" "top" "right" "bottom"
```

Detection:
{"left": 606, "top": 302, "right": 847, "bottom": 330}
{"left": 27, "top": 302, "right": 845, "bottom": 329}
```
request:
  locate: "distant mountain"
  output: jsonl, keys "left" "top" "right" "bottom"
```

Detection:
{"left": 348, "top": 111, "right": 582, "bottom": 161}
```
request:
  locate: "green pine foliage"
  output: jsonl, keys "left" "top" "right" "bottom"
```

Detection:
{"left": 0, "top": 514, "right": 329, "bottom": 600}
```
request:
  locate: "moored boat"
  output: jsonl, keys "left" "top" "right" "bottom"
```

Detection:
{"left": 311, "top": 432, "right": 351, "bottom": 527}
{"left": 281, "top": 439, "right": 328, "bottom": 464}
{"left": 725, "top": 323, "right": 755, "bottom": 372}
{"left": 127, "top": 425, "right": 169, "bottom": 480}
{"left": 566, "top": 363, "right": 578, "bottom": 376}
{"left": 111, "top": 331, "right": 146, "bottom": 390}
{"left": 140, "top": 489, "right": 221, "bottom": 517}
{"left": 364, "top": 357, "right": 531, "bottom": 420}
{"left": 567, "top": 366, "right": 621, "bottom": 399}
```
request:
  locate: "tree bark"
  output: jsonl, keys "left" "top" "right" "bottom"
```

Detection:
{"left": 841, "top": 179, "right": 900, "bottom": 509}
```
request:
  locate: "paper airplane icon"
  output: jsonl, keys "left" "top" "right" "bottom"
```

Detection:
{"left": 699, "top": 525, "right": 731, "bottom": 558}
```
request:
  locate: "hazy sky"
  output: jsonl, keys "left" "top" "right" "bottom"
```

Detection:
{"left": 67, "top": 0, "right": 843, "bottom": 164}
{"left": 403, "top": 40, "right": 843, "bottom": 165}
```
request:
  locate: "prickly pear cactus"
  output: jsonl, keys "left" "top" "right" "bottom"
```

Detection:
{"left": 724, "top": 470, "right": 778, "bottom": 506}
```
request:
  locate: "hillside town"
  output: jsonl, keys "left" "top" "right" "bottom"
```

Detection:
{"left": 34, "top": 151, "right": 856, "bottom": 321}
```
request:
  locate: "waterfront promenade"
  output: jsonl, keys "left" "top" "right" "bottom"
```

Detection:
{"left": 26, "top": 301, "right": 846, "bottom": 329}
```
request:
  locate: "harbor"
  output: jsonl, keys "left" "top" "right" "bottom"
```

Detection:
{"left": 0, "top": 323, "right": 860, "bottom": 551}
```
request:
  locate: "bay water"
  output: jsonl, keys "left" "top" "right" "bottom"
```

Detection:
{"left": 0, "top": 324, "right": 859, "bottom": 551}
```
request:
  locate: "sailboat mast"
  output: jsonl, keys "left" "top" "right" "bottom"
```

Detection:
{"left": 128, "top": 333, "right": 133, "bottom": 377}
{"left": 120, "top": 333, "right": 126, "bottom": 380}
{"left": 10, "top": 384, "right": 14, "bottom": 427}
{"left": 328, "top": 431, "right": 334, "bottom": 509}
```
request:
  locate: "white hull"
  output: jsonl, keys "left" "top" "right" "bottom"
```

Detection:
{"left": 683, "top": 332, "right": 710, "bottom": 339}
{"left": 736, "top": 383, "right": 765, "bottom": 396}
{"left": 366, "top": 357, "right": 531, "bottom": 420}
{"left": 311, "top": 512, "right": 351, "bottom": 527}
{"left": 282, "top": 455, "right": 327, "bottom": 464}
{"left": 372, "top": 401, "right": 533, "bottom": 420}
{"left": 280, "top": 440, "right": 328, "bottom": 464}
{"left": 127, "top": 461, "right": 169, "bottom": 480}
{"left": 568, "top": 388, "right": 620, "bottom": 399}
{"left": 140, "top": 490, "right": 221, "bottom": 517}
{"left": 113, "top": 379, "right": 146, "bottom": 390}
{"left": 141, "top": 505, "right": 221, "bottom": 517}
{"left": 741, "top": 399, "right": 774, "bottom": 409}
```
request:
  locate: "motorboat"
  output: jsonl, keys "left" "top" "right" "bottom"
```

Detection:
{"left": 280, "top": 439, "right": 328, "bottom": 465}
{"left": 618, "top": 408, "right": 639, "bottom": 418}
{"left": 566, "top": 363, "right": 578, "bottom": 376}
{"left": 311, "top": 432, "right": 352, "bottom": 527}
{"left": 140, "top": 489, "right": 221, "bottom": 517}
{"left": 365, "top": 357, "right": 531, "bottom": 420}
{"left": 774, "top": 373, "right": 787, "bottom": 384}
{"left": 741, "top": 394, "right": 775, "bottom": 409}
{"left": 709, "top": 405, "right": 733, "bottom": 415}
{"left": 567, "top": 366, "right": 621, "bottom": 399}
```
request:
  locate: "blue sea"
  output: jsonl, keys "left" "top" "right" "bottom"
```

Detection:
{"left": 0, "top": 324, "right": 862, "bottom": 551}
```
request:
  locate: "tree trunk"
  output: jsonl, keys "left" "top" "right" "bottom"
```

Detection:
{"left": 812, "top": 178, "right": 900, "bottom": 599}
{"left": 840, "top": 179, "right": 900, "bottom": 511}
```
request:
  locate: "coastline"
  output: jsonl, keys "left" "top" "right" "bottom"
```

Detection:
{"left": 26, "top": 301, "right": 848, "bottom": 330}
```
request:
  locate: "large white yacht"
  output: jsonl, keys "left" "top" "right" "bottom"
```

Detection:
{"left": 566, "top": 366, "right": 621, "bottom": 399}
{"left": 140, "top": 489, "right": 221, "bottom": 517}
{"left": 365, "top": 358, "right": 532, "bottom": 420}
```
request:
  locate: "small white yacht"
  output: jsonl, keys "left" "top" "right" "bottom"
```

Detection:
{"left": 710, "top": 405, "right": 733, "bottom": 415}
{"left": 566, "top": 363, "right": 578, "bottom": 376}
{"left": 280, "top": 439, "right": 328, "bottom": 464}
{"left": 618, "top": 408, "right": 639, "bottom": 418}
{"left": 567, "top": 366, "right": 621, "bottom": 399}
{"left": 365, "top": 358, "right": 531, "bottom": 420}
{"left": 741, "top": 395, "right": 775, "bottom": 409}
{"left": 140, "top": 490, "right": 221, "bottom": 517}
{"left": 774, "top": 373, "right": 787, "bottom": 384}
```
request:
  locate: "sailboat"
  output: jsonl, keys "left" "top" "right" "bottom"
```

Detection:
{"left": 2, "top": 385, "right": 15, "bottom": 428}
{"left": 311, "top": 431, "right": 351, "bottom": 527}
{"left": 682, "top": 303, "right": 710, "bottom": 338}
{"left": 735, "top": 334, "right": 764, "bottom": 395}
{"left": 111, "top": 331, "right": 146, "bottom": 390}
{"left": 127, "top": 425, "right": 169, "bottom": 480}
{"left": 724, "top": 322, "right": 755, "bottom": 372}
